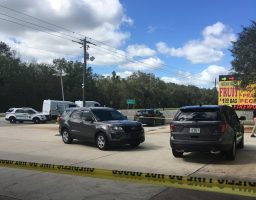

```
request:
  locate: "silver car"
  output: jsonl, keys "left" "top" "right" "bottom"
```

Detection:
{"left": 5, "top": 107, "right": 47, "bottom": 124}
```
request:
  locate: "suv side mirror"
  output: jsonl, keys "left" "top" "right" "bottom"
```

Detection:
{"left": 239, "top": 116, "right": 246, "bottom": 120}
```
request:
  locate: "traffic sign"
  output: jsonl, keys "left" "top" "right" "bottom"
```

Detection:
{"left": 127, "top": 99, "right": 136, "bottom": 105}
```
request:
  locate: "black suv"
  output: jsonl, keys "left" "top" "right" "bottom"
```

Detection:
{"left": 134, "top": 109, "right": 165, "bottom": 126}
{"left": 170, "top": 105, "right": 246, "bottom": 160}
{"left": 59, "top": 107, "right": 145, "bottom": 150}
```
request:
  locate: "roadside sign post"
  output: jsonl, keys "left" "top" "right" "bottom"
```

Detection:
{"left": 126, "top": 99, "right": 136, "bottom": 109}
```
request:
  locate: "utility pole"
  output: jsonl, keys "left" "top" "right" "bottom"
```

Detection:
{"left": 214, "top": 78, "right": 217, "bottom": 104}
{"left": 82, "top": 38, "right": 87, "bottom": 107}
{"left": 73, "top": 37, "right": 95, "bottom": 107}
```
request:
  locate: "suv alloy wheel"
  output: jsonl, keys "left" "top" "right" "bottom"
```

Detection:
{"left": 9, "top": 117, "right": 16, "bottom": 123}
{"left": 33, "top": 117, "right": 40, "bottom": 124}
{"left": 62, "top": 129, "right": 73, "bottom": 144}
{"left": 96, "top": 133, "right": 108, "bottom": 150}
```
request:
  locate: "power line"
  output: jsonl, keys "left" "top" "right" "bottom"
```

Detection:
{"left": 0, "top": 11, "right": 81, "bottom": 41}
{"left": 90, "top": 45, "right": 216, "bottom": 85}
{"left": 0, "top": 17, "right": 79, "bottom": 43}
{"left": 0, "top": 14, "right": 215, "bottom": 86}
{"left": 0, "top": 3, "right": 199, "bottom": 79}
{"left": 0, "top": 3, "right": 120, "bottom": 51}
{"left": 0, "top": 3, "right": 81, "bottom": 37}
{"left": 0, "top": 4, "right": 217, "bottom": 86}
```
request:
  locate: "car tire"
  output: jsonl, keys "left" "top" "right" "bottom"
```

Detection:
{"left": 130, "top": 142, "right": 140, "bottom": 147}
{"left": 237, "top": 135, "right": 244, "bottom": 149}
{"left": 161, "top": 118, "right": 165, "bottom": 125}
{"left": 226, "top": 139, "right": 236, "bottom": 160}
{"left": 33, "top": 118, "right": 40, "bottom": 124}
{"left": 172, "top": 149, "right": 183, "bottom": 158}
{"left": 9, "top": 117, "right": 16, "bottom": 123}
{"left": 61, "top": 129, "right": 73, "bottom": 144}
{"left": 96, "top": 133, "right": 108, "bottom": 150}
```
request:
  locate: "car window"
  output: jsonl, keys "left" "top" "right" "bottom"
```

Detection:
{"left": 15, "top": 109, "right": 24, "bottom": 113}
{"left": 71, "top": 111, "right": 82, "bottom": 119}
{"left": 26, "top": 109, "right": 36, "bottom": 114}
{"left": 82, "top": 111, "right": 93, "bottom": 121}
{"left": 229, "top": 108, "right": 239, "bottom": 125}
{"left": 7, "top": 108, "right": 14, "bottom": 112}
{"left": 175, "top": 108, "right": 220, "bottom": 121}
{"left": 69, "top": 104, "right": 77, "bottom": 108}
{"left": 147, "top": 110, "right": 154, "bottom": 115}
{"left": 61, "top": 110, "right": 72, "bottom": 117}
{"left": 92, "top": 109, "right": 126, "bottom": 121}
{"left": 155, "top": 110, "right": 161, "bottom": 115}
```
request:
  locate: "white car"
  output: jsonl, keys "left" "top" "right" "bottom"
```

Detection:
{"left": 5, "top": 107, "right": 47, "bottom": 124}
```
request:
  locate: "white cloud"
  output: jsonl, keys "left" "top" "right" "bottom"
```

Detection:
{"left": 161, "top": 65, "right": 229, "bottom": 87}
{"left": 88, "top": 44, "right": 163, "bottom": 71}
{"left": 147, "top": 26, "right": 156, "bottom": 33}
{"left": 126, "top": 44, "right": 156, "bottom": 58}
{"left": 122, "top": 15, "right": 133, "bottom": 26}
{"left": 120, "top": 57, "right": 164, "bottom": 71}
{"left": 0, "top": 0, "right": 131, "bottom": 63}
{"left": 89, "top": 46, "right": 127, "bottom": 66}
{"left": 157, "top": 22, "right": 236, "bottom": 64}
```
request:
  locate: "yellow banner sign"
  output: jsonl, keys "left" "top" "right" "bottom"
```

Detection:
{"left": 218, "top": 75, "right": 256, "bottom": 110}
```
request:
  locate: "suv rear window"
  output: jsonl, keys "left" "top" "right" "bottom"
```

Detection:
{"left": 174, "top": 108, "right": 221, "bottom": 121}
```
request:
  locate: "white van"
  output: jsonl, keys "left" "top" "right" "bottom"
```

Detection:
{"left": 75, "top": 100, "right": 101, "bottom": 107}
{"left": 42, "top": 100, "right": 78, "bottom": 119}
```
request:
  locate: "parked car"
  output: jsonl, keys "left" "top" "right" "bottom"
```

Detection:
{"left": 170, "top": 105, "right": 246, "bottom": 160}
{"left": 59, "top": 107, "right": 145, "bottom": 150}
{"left": 134, "top": 109, "right": 165, "bottom": 126}
{"left": 5, "top": 107, "right": 47, "bottom": 124}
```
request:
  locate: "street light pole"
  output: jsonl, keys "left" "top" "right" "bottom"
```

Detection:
{"left": 53, "top": 68, "right": 67, "bottom": 113}
{"left": 60, "top": 71, "right": 65, "bottom": 101}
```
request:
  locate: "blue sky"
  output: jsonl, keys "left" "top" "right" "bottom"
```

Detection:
{"left": 0, "top": 0, "right": 255, "bottom": 88}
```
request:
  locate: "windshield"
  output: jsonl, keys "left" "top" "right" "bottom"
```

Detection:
{"left": 174, "top": 108, "right": 220, "bottom": 121}
{"left": 92, "top": 109, "right": 126, "bottom": 121}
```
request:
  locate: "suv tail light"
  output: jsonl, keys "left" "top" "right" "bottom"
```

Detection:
{"left": 170, "top": 124, "right": 175, "bottom": 132}
{"left": 218, "top": 122, "right": 228, "bottom": 133}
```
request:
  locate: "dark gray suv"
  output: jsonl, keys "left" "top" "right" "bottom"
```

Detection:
{"left": 170, "top": 105, "right": 246, "bottom": 160}
{"left": 59, "top": 107, "right": 145, "bottom": 150}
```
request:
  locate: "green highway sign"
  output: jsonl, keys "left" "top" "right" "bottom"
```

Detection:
{"left": 127, "top": 99, "right": 136, "bottom": 105}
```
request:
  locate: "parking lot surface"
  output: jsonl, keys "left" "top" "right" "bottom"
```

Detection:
{"left": 0, "top": 117, "right": 255, "bottom": 199}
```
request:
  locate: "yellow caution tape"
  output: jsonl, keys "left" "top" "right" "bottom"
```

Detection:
{"left": 0, "top": 159, "right": 255, "bottom": 197}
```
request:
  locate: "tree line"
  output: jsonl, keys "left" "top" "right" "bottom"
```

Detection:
{"left": 0, "top": 42, "right": 216, "bottom": 112}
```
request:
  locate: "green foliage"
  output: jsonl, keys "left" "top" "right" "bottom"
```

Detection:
{"left": 0, "top": 42, "right": 216, "bottom": 112}
{"left": 231, "top": 21, "right": 256, "bottom": 88}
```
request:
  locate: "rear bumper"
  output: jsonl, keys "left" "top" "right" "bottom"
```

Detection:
{"left": 170, "top": 138, "right": 232, "bottom": 152}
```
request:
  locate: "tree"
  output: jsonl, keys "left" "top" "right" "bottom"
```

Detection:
{"left": 231, "top": 21, "right": 256, "bottom": 88}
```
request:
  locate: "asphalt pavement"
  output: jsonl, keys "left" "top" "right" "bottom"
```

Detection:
{"left": 0, "top": 117, "right": 255, "bottom": 200}
{"left": 0, "top": 167, "right": 255, "bottom": 200}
